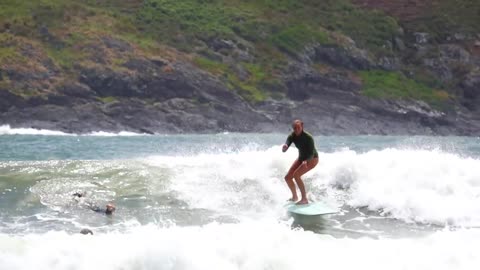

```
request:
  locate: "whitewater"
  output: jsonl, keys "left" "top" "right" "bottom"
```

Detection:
{"left": 1, "top": 125, "right": 480, "bottom": 270}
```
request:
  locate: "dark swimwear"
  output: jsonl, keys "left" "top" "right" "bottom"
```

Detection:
{"left": 80, "top": 228, "right": 93, "bottom": 235}
{"left": 285, "top": 131, "right": 318, "bottom": 162}
{"left": 87, "top": 203, "right": 114, "bottom": 215}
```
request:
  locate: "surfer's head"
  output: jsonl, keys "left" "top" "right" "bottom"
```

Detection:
{"left": 105, "top": 203, "right": 116, "bottom": 215}
{"left": 292, "top": 119, "right": 303, "bottom": 136}
{"left": 80, "top": 228, "right": 93, "bottom": 235}
{"left": 73, "top": 191, "right": 86, "bottom": 198}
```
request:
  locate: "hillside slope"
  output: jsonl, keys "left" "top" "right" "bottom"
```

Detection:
{"left": 0, "top": 0, "right": 479, "bottom": 134}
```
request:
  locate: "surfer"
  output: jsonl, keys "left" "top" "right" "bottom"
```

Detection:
{"left": 73, "top": 192, "right": 116, "bottom": 215}
{"left": 88, "top": 203, "right": 116, "bottom": 215}
{"left": 282, "top": 119, "right": 319, "bottom": 205}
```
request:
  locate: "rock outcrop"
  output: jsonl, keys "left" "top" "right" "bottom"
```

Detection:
{"left": 1, "top": 1, "right": 480, "bottom": 135}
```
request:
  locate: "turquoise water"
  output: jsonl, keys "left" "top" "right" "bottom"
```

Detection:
{"left": 2, "top": 134, "right": 479, "bottom": 160}
{"left": 1, "top": 132, "right": 480, "bottom": 269}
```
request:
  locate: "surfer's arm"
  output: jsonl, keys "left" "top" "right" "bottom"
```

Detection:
{"left": 85, "top": 201, "right": 103, "bottom": 213}
{"left": 282, "top": 133, "right": 294, "bottom": 152}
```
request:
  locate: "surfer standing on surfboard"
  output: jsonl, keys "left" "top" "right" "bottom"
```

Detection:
{"left": 282, "top": 119, "right": 319, "bottom": 205}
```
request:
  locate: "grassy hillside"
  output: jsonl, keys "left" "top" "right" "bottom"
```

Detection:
{"left": 0, "top": 0, "right": 476, "bottom": 104}
{"left": 352, "top": 0, "right": 480, "bottom": 40}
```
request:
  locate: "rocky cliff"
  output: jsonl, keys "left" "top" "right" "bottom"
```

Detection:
{"left": 0, "top": 0, "right": 479, "bottom": 134}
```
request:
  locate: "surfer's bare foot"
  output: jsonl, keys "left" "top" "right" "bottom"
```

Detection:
{"left": 296, "top": 199, "right": 308, "bottom": 205}
{"left": 287, "top": 197, "right": 298, "bottom": 202}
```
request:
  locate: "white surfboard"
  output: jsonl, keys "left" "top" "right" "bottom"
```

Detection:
{"left": 286, "top": 201, "right": 338, "bottom": 216}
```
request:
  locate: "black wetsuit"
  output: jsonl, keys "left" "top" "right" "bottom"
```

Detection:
{"left": 285, "top": 131, "right": 318, "bottom": 162}
{"left": 89, "top": 205, "right": 104, "bottom": 213}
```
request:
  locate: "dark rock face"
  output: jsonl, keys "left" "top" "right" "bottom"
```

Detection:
{"left": 421, "top": 44, "right": 473, "bottom": 83}
{"left": 101, "top": 37, "right": 133, "bottom": 52}
{"left": 273, "top": 65, "right": 473, "bottom": 135}
{"left": 57, "top": 82, "right": 96, "bottom": 99}
{"left": 1, "top": 35, "right": 480, "bottom": 135}
{"left": 2, "top": 51, "right": 480, "bottom": 135}
{"left": 461, "top": 73, "right": 480, "bottom": 111}
{"left": 1, "top": 57, "right": 273, "bottom": 134}
{"left": 313, "top": 45, "right": 373, "bottom": 70}
{"left": 462, "top": 73, "right": 480, "bottom": 99}
{"left": 0, "top": 90, "right": 24, "bottom": 112}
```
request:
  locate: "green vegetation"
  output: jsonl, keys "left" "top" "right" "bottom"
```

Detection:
{"left": 98, "top": 96, "right": 118, "bottom": 103}
{"left": 289, "top": 0, "right": 399, "bottom": 52}
{"left": 229, "top": 63, "right": 269, "bottom": 103}
{"left": 0, "top": 33, "right": 25, "bottom": 65}
{"left": 405, "top": 0, "right": 480, "bottom": 40}
{"left": 1, "top": 0, "right": 479, "bottom": 105}
{"left": 193, "top": 57, "right": 268, "bottom": 102}
{"left": 0, "top": 1, "right": 87, "bottom": 37}
{"left": 0, "top": 0, "right": 36, "bottom": 21}
{"left": 270, "top": 24, "right": 330, "bottom": 55}
{"left": 45, "top": 47, "right": 80, "bottom": 70}
{"left": 359, "top": 70, "right": 450, "bottom": 105}
{"left": 134, "top": 0, "right": 399, "bottom": 53}
{"left": 137, "top": 0, "right": 237, "bottom": 40}
{"left": 0, "top": 0, "right": 400, "bottom": 76}
{"left": 227, "top": 74, "right": 267, "bottom": 103}
{"left": 0, "top": 47, "right": 16, "bottom": 63}
{"left": 193, "top": 57, "right": 228, "bottom": 75}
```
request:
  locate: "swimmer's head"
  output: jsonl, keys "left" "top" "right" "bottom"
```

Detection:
{"left": 105, "top": 203, "right": 116, "bottom": 215}
{"left": 73, "top": 191, "right": 86, "bottom": 198}
{"left": 80, "top": 228, "right": 93, "bottom": 235}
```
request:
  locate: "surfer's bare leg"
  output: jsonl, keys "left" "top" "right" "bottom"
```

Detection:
{"left": 285, "top": 159, "right": 301, "bottom": 201}
{"left": 293, "top": 157, "right": 319, "bottom": 205}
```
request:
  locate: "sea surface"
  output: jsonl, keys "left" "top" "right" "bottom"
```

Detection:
{"left": 1, "top": 125, "right": 480, "bottom": 270}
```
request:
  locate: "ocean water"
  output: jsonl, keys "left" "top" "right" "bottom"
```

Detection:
{"left": 1, "top": 125, "right": 480, "bottom": 270}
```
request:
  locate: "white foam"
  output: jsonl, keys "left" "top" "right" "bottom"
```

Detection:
{"left": 314, "top": 148, "right": 480, "bottom": 226}
{"left": 84, "top": 131, "right": 147, "bottom": 136}
{"left": 0, "top": 125, "right": 70, "bottom": 136}
{"left": 144, "top": 146, "right": 294, "bottom": 219}
{"left": 0, "top": 125, "right": 147, "bottom": 136}
{"left": 144, "top": 146, "right": 480, "bottom": 226}
{"left": 0, "top": 222, "right": 479, "bottom": 270}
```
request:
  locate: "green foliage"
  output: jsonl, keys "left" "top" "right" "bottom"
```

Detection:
{"left": 0, "top": 0, "right": 30, "bottom": 18}
{"left": 0, "top": 47, "right": 16, "bottom": 63}
{"left": 1, "top": 0, "right": 478, "bottom": 106}
{"left": 0, "top": 0, "right": 88, "bottom": 36}
{"left": 229, "top": 0, "right": 399, "bottom": 53}
{"left": 121, "top": 33, "right": 157, "bottom": 51}
{"left": 98, "top": 96, "right": 118, "bottom": 103}
{"left": 0, "top": 33, "right": 19, "bottom": 64}
{"left": 270, "top": 24, "right": 330, "bottom": 54}
{"left": 236, "top": 63, "right": 268, "bottom": 102}
{"left": 45, "top": 47, "right": 80, "bottom": 70}
{"left": 294, "top": 0, "right": 399, "bottom": 52}
{"left": 193, "top": 57, "right": 268, "bottom": 102}
{"left": 405, "top": 0, "right": 480, "bottom": 40}
{"left": 227, "top": 74, "right": 267, "bottom": 103}
{"left": 137, "top": 0, "right": 238, "bottom": 42}
{"left": 359, "top": 70, "right": 450, "bottom": 105}
{"left": 193, "top": 57, "right": 228, "bottom": 75}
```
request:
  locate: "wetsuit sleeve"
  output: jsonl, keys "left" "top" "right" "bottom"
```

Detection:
{"left": 285, "top": 133, "right": 294, "bottom": 147}
{"left": 299, "top": 133, "right": 315, "bottom": 162}
{"left": 86, "top": 203, "right": 103, "bottom": 213}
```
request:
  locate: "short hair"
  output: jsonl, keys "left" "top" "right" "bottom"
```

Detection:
{"left": 292, "top": 119, "right": 303, "bottom": 127}
{"left": 80, "top": 228, "right": 93, "bottom": 235}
